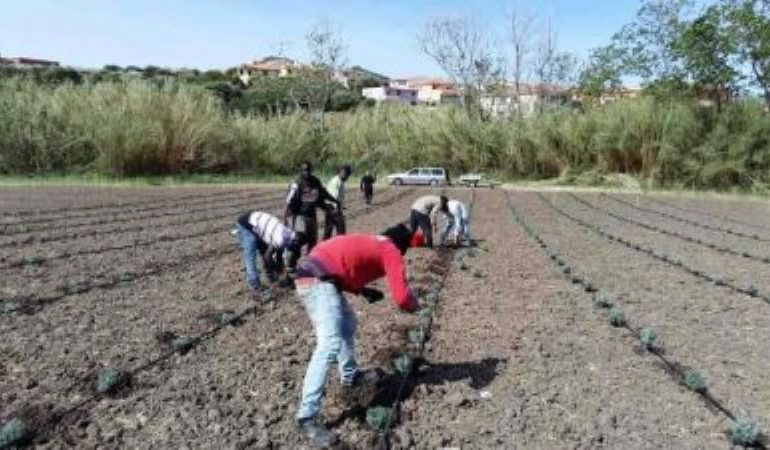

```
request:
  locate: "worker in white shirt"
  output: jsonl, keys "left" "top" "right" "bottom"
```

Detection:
{"left": 440, "top": 198, "right": 472, "bottom": 246}
{"left": 235, "top": 210, "right": 299, "bottom": 293}
{"left": 323, "top": 165, "right": 352, "bottom": 240}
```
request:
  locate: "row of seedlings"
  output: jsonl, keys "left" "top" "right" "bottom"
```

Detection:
{"left": 369, "top": 190, "right": 476, "bottom": 449}
{"left": 506, "top": 193, "right": 765, "bottom": 448}
{"left": 0, "top": 188, "right": 275, "bottom": 236}
{"left": 0, "top": 192, "right": 286, "bottom": 248}
{"left": 646, "top": 196, "right": 770, "bottom": 233}
{"left": 603, "top": 193, "right": 770, "bottom": 242}
{"left": 0, "top": 189, "right": 415, "bottom": 448}
{"left": 561, "top": 194, "right": 770, "bottom": 306}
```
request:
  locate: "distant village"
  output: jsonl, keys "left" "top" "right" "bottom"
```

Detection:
{"left": 1, "top": 52, "right": 645, "bottom": 117}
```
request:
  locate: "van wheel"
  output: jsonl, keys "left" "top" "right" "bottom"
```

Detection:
{"left": 430, "top": 180, "right": 439, "bottom": 186}
{"left": 393, "top": 178, "right": 403, "bottom": 186}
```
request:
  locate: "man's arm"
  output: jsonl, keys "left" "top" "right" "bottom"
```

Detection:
{"left": 382, "top": 245, "right": 419, "bottom": 312}
{"left": 284, "top": 183, "right": 298, "bottom": 225}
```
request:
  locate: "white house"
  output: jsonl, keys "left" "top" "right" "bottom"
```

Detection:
{"left": 362, "top": 86, "right": 418, "bottom": 105}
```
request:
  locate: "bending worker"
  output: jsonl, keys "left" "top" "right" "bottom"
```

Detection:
{"left": 293, "top": 224, "right": 420, "bottom": 447}
{"left": 235, "top": 210, "right": 298, "bottom": 296}
{"left": 441, "top": 197, "right": 472, "bottom": 246}
{"left": 409, "top": 194, "right": 448, "bottom": 248}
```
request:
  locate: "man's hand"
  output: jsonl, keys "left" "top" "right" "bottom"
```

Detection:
{"left": 361, "top": 287, "right": 384, "bottom": 303}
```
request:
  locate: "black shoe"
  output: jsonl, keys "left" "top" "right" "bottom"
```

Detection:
{"left": 342, "top": 368, "right": 384, "bottom": 388}
{"left": 298, "top": 417, "right": 338, "bottom": 448}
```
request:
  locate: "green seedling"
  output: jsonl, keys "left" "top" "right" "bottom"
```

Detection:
{"left": 730, "top": 417, "right": 763, "bottom": 447}
{"left": 459, "top": 262, "right": 469, "bottom": 271}
{"left": 608, "top": 309, "right": 626, "bottom": 327}
{"left": 219, "top": 312, "right": 240, "bottom": 327}
{"left": 472, "top": 269, "right": 485, "bottom": 278}
{"left": 172, "top": 336, "right": 199, "bottom": 355}
{"left": 562, "top": 266, "right": 572, "bottom": 275}
{"left": 639, "top": 328, "right": 657, "bottom": 350}
{"left": 570, "top": 275, "right": 582, "bottom": 284}
{"left": 593, "top": 290, "right": 613, "bottom": 309}
{"left": 748, "top": 285, "right": 760, "bottom": 297}
{"left": 392, "top": 354, "right": 413, "bottom": 376}
{"left": 0, "top": 302, "right": 21, "bottom": 314}
{"left": 408, "top": 328, "right": 426, "bottom": 344}
{"left": 96, "top": 368, "right": 129, "bottom": 395}
{"left": 366, "top": 406, "right": 392, "bottom": 432}
{"left": 0, "top": 418, "right": 33, "bottom": 448}
{"left": 684, "top": 370, "right": 707, "bottom": 393}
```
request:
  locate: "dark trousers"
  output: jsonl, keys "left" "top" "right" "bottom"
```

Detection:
{"left": 289, "top": 213, "right": 318, "bottom": 269}
{"left": 323, "top": 206, "right": 346, "bottom": 240}
{"left": 409, "top": 210, "right": 433, "bottom": 247}
{"left": 363, "top": 188, "right": 373, "bottom": 205}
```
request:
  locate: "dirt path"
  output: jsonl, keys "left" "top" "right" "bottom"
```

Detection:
{"left": 401, "top": 189, "right": 727, "bottom": 449}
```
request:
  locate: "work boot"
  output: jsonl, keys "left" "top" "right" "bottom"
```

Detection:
{"left": 297, "top": 417, "right": 338, "bottom": 448}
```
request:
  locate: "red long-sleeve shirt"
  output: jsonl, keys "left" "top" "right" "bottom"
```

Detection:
{"left": 296, "top": 234, "right": 419, "bottom": 311}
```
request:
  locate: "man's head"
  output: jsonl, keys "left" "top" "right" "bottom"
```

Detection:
{"left": 381, "top": 223, "right": 413, "bottom": 255}
{"left": 299, "top": 161, "right": 313, "bottom": 180}
{"left": 339, "top": 164, "right": 352, "bottom": 181}
{"left": 439, "top": 195, "right": 449, "bottom": 212}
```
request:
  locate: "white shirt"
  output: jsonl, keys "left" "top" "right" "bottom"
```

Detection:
{"left": 447, "top": 200, "right": 469, "bottom": 221}
{"left": 245, "top": 211, "right": 294, "bottom": 248}
{"left": 411, "top": 195, "right": 442, "bottom": 215}
{"left": 326, "top": 175, "right": 345, "bottom": 206}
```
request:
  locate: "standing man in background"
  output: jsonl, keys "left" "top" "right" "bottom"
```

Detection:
{"left": 360, "top": 171, "right": 376, "bottom": 207}
{"left": 284, "top": 161, "right": 340, "bottom": 270}
{"left": 323, "top": 165, "right": 352, "bottom": 240}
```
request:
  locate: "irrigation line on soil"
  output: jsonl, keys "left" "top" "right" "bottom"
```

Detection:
{"left": 601, "top": 193, "right": 770, "bottom": 243}
{"left": 0, "top": 188, "right": 274, "bottom": 236}
{"left": 0, "top": 190, "right": 414, "bottom": 314}
{"left": 0, "top": 192, "right": 285, "bottom": 248}
{"left": 375, "top": 189, "right": 476, "bottom": 450}
{"left": 1, "top": 186, "right": 259, "bottom": 219}
{"left": 504, "top": 193, "right": 760, "bottom": 447}
{"left": 540, "top": 194, "right": 770, "bottom": 306}
{"left": 647, "top": 196, "right": 770, "bottom": 233}
{"left": 572, "top": 194, "right": 770, "bottom": 265}
{"left": 2, "top": 189, "right": 417, "bottom": 447}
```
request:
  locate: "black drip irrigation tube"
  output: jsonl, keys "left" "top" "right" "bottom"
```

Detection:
{"left": 373, "top": 189, "right": 476, "bottom": 450}
{"left": 552, "top": 193, "right": 770, "bottom": 307}
{"left": 603, "top": 193, "right": 770, "bottom": 242}
{"left": 0, "top": 189, "right": 415, "bottom": 448}
{"left": 506, "top": 192, "right": 766, "bottom": 449}
{"left": 645, "top": 196, "right": 770, "bottom": 233}
{"left": 585, "top": 193, "right": 770, "bottom": 257}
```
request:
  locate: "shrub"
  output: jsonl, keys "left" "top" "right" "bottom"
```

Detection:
{"left": 639, "top": 328, "right": 657, "bottom": 350}
{"left": 730, "top": 417, "right": 763, "bottom": 447}
{"left": 608, "top": 309, "right": 626, "bottom": 327}
{"left": 684, "top": 370, "right": 708, "bottom": 393}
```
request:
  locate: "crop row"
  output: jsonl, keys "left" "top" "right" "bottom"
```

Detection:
{"left": 542, "top": 194, "right": 770, "bottom": 305}
{"left": 505, "top": 192, "right": 764, "bottom": 448}
{"left": 0, "top": 192, "right": 285, "bottom": 250}
{"left": 0, "top": 189, "right": 413, "bottom": 315}
{"left": 0, "top": 189, "right": 416, "bottom": 448}
{"left": 647, "top": 196, "right": 770, "bottom": 233}
{"left": 602, "top": 193, "right": 770, "bottom": 243}
{"left": 570, "top": 194, "right": 770, "bottom": 271}
{"left": 0, "top": 188, "right": 271, "bottom": 236}
{"left": 2, "top": 187, "right": 250, "bottom": 220}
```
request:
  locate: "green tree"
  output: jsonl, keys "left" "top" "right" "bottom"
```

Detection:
{"left": 672, "top": 5, "right": 739, "bottom": 108}
{"left": 578, "top": 45, "right": 624, "bottom": 99}
{"left": 726, "top": 0, "right": 770, "bottom": 108}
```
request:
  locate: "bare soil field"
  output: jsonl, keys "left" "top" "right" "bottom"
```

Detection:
{"left": 1, "top": 186, "right": 768, "bottom": 449}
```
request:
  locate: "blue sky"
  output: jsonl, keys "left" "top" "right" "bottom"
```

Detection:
{"left": 1, "top": 0, "right": 642, "bottom": 78}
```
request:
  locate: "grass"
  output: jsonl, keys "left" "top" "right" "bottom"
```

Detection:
{"left": 2, "top": 77, "right": 770, "bottom": 191}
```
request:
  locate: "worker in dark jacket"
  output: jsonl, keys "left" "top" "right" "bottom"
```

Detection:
{"left": 284, "top": 161, "right": 340, "bottom": 269}
{"left": 293, "top": 223, "right": 419, "bottom": 447}
{"left": 360, "top": 171, "right": 376, "bottom": 206}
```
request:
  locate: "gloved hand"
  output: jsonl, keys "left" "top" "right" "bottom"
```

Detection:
{"left": 361, "top": 287, "right": 384, "bottom": 303}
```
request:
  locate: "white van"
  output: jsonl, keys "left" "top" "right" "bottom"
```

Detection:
{"left": 386, "top": 167, "right": 449, "bottom": 186}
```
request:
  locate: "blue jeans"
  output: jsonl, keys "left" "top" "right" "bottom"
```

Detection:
{"left": 236, "top": 223, "right": 261, "bottom": 289}
{"left": 296, "top": 281, "right": 357, "bottom": 420}
{"left": 441, "top": 217, "right": 471, "bottom": 243}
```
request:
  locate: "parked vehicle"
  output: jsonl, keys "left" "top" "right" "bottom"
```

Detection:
{"left": 387, "top": 167, "right": 449, "bottom": 186}
{"left": 458, "top": 173, "right": 500, "bottom": 188}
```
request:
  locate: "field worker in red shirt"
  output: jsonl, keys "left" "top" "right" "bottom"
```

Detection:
{"left": 293, "top": 223, "right": 419, "bottom": 447}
